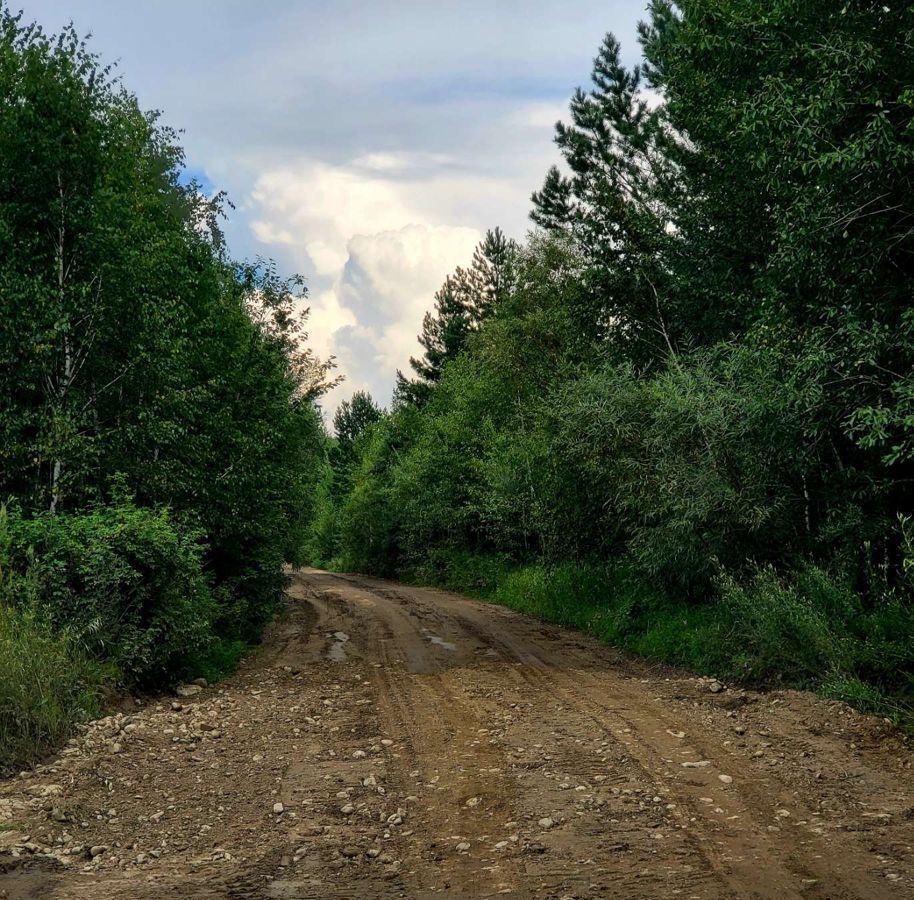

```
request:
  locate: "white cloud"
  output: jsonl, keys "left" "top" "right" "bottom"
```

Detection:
{"left": 251, "top": 161, "right": 416, "bottom": 258}
{"left": 250, "top": 157, "right": 482, "bottom": 410}
{"left": 20, "top": 0, "right": 650, "bottom": 417}
{"left": 326, "top": 223, "right": 482, "bottom": 407}
{"left": 508, "top": 101, "right": 567, "bottom": 130}
{"left": 352, "top": 151, "right": 456, "bottom": 174}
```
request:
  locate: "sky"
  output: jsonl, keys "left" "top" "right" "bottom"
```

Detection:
{"left": 17, "top": 0, "right": 649, "bottom": 415}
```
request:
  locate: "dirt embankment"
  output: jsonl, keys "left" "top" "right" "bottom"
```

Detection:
{"left": 0, "top": 568, "right": 912, "bottom": 899}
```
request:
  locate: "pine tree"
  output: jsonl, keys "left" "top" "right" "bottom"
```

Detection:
{"left": 529, "top": 33, "right": 676, "bottom": 360}
{"left": 397, "top": 229, "right": 517, "bottom": 406}
{"left": 409, "top": 269, "right": 475, "bottom": 385}
{"left": 334, "top": 390, "right": 382, "bottom": 455}
{"left": 467, "top": 227, "right": 517, "bottom": 319}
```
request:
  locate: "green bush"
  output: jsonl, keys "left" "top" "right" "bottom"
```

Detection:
{"left": 305, "top": 464, "right": 341, "bottom": 567}
{"left": 412, "top": 548, "right": 512, "bottom": 596}
{"left": 717, "top": 564, "right": 914, "bottom": 703}
{"left": 715, "top": 566, "right": 850, "bottom": 684}
{"left": 4, "top": 501, "right": 215, "bottom": 687}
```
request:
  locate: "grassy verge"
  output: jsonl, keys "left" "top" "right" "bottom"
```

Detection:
{"left": 0, "top": 602, "right": 112, "bottom": 773}
{"left": 364, "top": 549, "right": 914, "bottom": 729}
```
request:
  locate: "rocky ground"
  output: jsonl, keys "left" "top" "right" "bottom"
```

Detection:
{"left": 0, "top": 568, "right": 912, "bottom": 899}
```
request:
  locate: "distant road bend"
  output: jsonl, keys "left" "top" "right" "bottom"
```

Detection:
{"left": 1, "top": 568, "right": 912, "bottom": 898}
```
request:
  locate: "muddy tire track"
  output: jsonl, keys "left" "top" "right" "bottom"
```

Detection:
{"left": 0, "top": 568, "right": 910, "bottom": 899}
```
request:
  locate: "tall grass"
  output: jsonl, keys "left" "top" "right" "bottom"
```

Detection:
{"left": 398, "top": 550, "right": 914, "bottom": 727}
{"left": 0, "top": 601, "right": 109, "bottom": 773}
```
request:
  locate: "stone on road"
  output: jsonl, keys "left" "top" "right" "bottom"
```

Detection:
{"left": 0, "top": 567, "right": 911, "bottom": 899}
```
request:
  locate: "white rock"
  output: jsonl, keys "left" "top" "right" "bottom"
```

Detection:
{"left": 538, "top": 817, "right": 555, "bottom": 829}
{"left": 175, "top": 684, "right": 202, "bottom": 699}
{"left": 718, "top": 774, "right": 733, "bottom": 784}
{"left": 273, "top": 802, "right": 285, "bottom": 814}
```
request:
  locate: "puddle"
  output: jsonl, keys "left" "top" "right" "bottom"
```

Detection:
{"left": 427, "top": 634, "right": 457, "bottom": 652}
{"left": 0, "top": 853, "right": 62, "bottom": 897}
{"left": 327, "top": 634, "right": 348, "bottom": 662}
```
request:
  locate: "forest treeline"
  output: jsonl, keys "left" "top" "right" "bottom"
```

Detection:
{"left": 0, "top": 11, "right": 333, "bottom": 769}
{"left": 311, "top": 1, "right": 914, "bottom": 723}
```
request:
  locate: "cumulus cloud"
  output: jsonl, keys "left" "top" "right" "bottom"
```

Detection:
{"left": 311, "top": 224, "right": 481, "bottom": 406}
{"left": 23, "top": 0, "right": 650, "bottom": 415}
{"left": 339, "top": 224, "right": 480, "bottom": 371}
{"left": 248, "top": 157, "right": 488, "bottom": 409}
{"left": 251, "top": 161, "right": 416, "bottom": 267}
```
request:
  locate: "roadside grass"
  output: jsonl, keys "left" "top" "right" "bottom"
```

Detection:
{"left": 0, "top": 601, "right": 112, "bottom": 774}
{"left": 0, "top": 503, "right": 256, "bottom": 775}
{"left": 384, "top": 549, "right": 914, "bottom": 730}
{"left": 0, "top": 601, "right": 254, "bottom": 775}
{"left": 183, "top": 638, "right": 250, "bottom": 685}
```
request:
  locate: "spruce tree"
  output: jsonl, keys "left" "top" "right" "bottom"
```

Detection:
{"left": 334, "top": 390, "right": 382, "bottom": 456}
{"left": 467, "top": 227, "right": 517, "bottom": 319}
{"left": 397, "top": 229, "right": 517, "bottom": 406}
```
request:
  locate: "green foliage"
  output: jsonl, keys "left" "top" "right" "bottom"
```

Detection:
{"left": 305, "top": 461, "right": 342, "bottom": 568}
{"left": 412, "top": 548, "right": 512, "bottom": 596}
{"left": 321, "top": 4, "right": 914, "bottom": 725}
{"left": 337, "top": 414, "right": 411, "bottom": 575}
{"left": 548, "top": 346, "right": 814, "bottom": 591}
{"left": 716, "top": 564, "right": 914, "bottom": 720}
{"left": 0, "top": 601, "right": 109, "bottom": 774}
{"left": 334, "top": 391, "right": 382, "bottom": 457}
{"left": 0, "top": 11, "right": 330, "bottom": 634}
{"left": 0, "top": 520, "right": 111, "bottom": 772}
{"left": 0, "top": 12, "right": 331, "bottom": 764}
{"left": 3, "top": 500, "right": 214, "bottom": 686}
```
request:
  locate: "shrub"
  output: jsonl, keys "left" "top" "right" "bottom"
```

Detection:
{"left": 715, "top": 566, "right": 850, "bottom": 684}
{"left": 716, "top": 564, "right": 914, "bottom": 704}
{"left": 551, "top": 348, "right": 812, "bottom": 594}
{"left": 305, "top": 462, "right": 341, "bottom": 567}
{"left": 4, "top": 500, "right": 215, "bottom": 687}
{"left": 413, "top": 548, "right": 512, "bottom": 595}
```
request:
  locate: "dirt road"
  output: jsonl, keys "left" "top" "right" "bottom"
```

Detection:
{"left": 1, "top": 568, "right": 912, "bottom": 899}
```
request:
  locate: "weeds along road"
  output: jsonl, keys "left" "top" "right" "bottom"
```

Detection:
{"left": 1, "top": 568, "right": 912, "bottom": 899}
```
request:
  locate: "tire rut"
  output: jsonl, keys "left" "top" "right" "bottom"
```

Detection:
{"left": 1, "top": 568, "right": 910, "bottom": 900}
